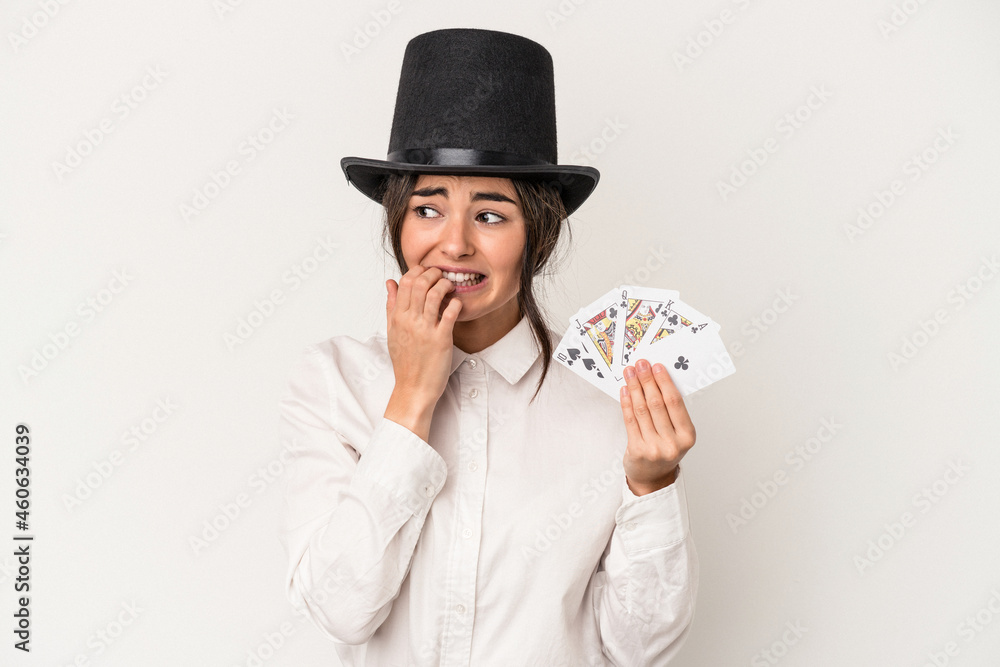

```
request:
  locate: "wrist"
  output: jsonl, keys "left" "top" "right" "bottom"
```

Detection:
{"left": 384, "top": 390, "right": 437, "bottom": 441}
{"left": 626, "top": 467, "right": 678, "bottom": 496}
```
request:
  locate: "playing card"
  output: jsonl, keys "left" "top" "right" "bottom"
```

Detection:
{"left": 568, "top": 286, "right": 619, "bottom": 326}
{"left": 610, "top": 285, "right": 680, "bottom": 382}
{"left": 631, "top": 296, "right": 718, "bottom": 364}
{"left": 567, "top": 287, "right": 621, "bottom": 388}
{"left": 638, "top": 325, "right": 735, "bottom": 397}
{"left": 553, "top": 325, "right": 620, "bottom": 399}
{"left": 554, "top": 284, "right": 736, "bottom": 401}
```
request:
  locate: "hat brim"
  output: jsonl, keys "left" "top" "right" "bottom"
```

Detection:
{"left": 340, "top": 157, "right": 600, "bottom": 219}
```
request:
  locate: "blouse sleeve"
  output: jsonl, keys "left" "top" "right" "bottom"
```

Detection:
{"left": 590, "top": 465, "right": 699, "bottom": 666}
{"left": 278, "top": 344, "right": 448, "bottom": 645}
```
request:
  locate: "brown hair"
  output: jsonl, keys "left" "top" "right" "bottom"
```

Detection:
{"left": 375, "top": 172, "right": 571, "bottom": 404}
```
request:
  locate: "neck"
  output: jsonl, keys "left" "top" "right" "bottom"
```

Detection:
{"left": 452, "top": 295, "right": 521, "bottom": 354}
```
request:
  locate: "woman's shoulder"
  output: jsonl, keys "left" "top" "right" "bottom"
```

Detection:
{"left": 286, "top": 330, "right": 394, "bottom": 412}
{"left": 307, "top": 329, "right": 387, "bottom": 355}
{"left": 301, "top": 329, "right": 391, "bottom": 377}
{"left": 281, "top": 331, "right": 395, "bottom": 451}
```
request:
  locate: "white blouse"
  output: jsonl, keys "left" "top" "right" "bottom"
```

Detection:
{"left": 279, "top": 314, "right": 698, "bottom": 666}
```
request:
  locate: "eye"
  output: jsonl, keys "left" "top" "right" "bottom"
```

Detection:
{"left": 478, "top": 211, "right": 505, "bottom": 225}
{"left": 412, "top": 205, "right": 441, "bottom": 218}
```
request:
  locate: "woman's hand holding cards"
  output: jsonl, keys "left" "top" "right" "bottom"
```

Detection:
{"left": 620, "top": 358, "right": 696, "bottom": 495}
{"left": 382, "top": 265, "right": 462, "bottom": 442}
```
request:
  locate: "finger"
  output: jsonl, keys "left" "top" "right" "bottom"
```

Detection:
{"left": 619, "top": 384, "right": 643, "bottom": 444}
{"left": 397, "top": 266, "right": 421, "bottom": 314}
{"left": 423, "top": 276, "right": 455, "bottom": 325}
{"left": 439, "top": 293, "right": 463, "bottom": 327}
{"left": 386, "top": 279, "right": 397, "bottom": 308}
{"left": 409, "top": 265, "right": 440, "bottom": 316}
{"left": 635, "top": 359, "right": 675, "bottom": 438}
{"left": 624, "top": 365, "right": 656, "bottom": 442}
{"left": 404, "top": 264, "right": 431, "bottom": 314}
{"left": 650, "top": 362, "right": 696, "bottom": 443}
{"left": 385, "top": 279, "right": 397, "bottom": 332}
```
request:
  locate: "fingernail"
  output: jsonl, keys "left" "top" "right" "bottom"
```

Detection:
{"left": 637, "top": 359, "right": 650, "bottom": 373}
{"left": 624, "top": 366, "right": 635, "bottom": 379}
{"left": 652, "top": 363, "right": 664, "bottom": 374}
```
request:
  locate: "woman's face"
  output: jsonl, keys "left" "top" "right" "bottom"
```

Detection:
{"left": 400, "top": 174, "right": 526, "bottom": 323}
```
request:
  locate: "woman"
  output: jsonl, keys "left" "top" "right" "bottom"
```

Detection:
{"left": 280, "top": 28, "right": 698, "bottom": 666}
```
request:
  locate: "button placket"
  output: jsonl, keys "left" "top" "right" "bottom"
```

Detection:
{"left": 440, "top": 357, "right": 488, "bottom": 666}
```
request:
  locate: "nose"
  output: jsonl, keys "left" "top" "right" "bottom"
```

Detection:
{"left": 436, "top": 209, "right": 474, "bottom": 257}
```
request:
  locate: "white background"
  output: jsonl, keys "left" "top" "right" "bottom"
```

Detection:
{"left": 3, "top": 0, "right": 999, "bottom": 665}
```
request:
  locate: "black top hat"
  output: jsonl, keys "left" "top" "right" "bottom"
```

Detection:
{"left": 340, "top": 28, "right": 600, "bottom": 218}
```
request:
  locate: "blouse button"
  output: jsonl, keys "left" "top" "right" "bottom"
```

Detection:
{"left": 462, "top": 528, "right": 472, "bottom": 539}
{"left": 625, "top": 521, "right": 637, "bottom": 531}
{"left": 467, "top": 358, "right": 477, "bottom": 369}
{"left": 423, "top": 484, "right": 435, "bottom": 498}
{"left": 468, "top": 461, "right": 478, "bottom": 472}
{"left": 456, "top": 604, "right": 466, "bottom": 614}
{"left": 469, "top": 388, "right": 479, "bottom": 398}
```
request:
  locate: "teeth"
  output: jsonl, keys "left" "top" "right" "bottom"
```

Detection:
{"left": 441, "top": 270, "right": 484, "bottom": 287}
{"left": 443, "top": 270, "right": 483, "bottom": 283}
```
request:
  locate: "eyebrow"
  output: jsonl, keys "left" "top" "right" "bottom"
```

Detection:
{"left": 410, "top": 186, "right": 517, "bottom": 206}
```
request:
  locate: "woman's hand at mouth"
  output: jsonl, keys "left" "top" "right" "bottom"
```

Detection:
{"left": 382, "top": 265, "right": 462, "bottom": 441}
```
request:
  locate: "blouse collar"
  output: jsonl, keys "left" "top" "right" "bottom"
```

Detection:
{"left": 448, "top": 314, "right": 546, "bottom": 385}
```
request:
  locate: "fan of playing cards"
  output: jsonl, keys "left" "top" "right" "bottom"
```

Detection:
{"left": 553, "top": 285, "right": 736, "bottom": 401}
